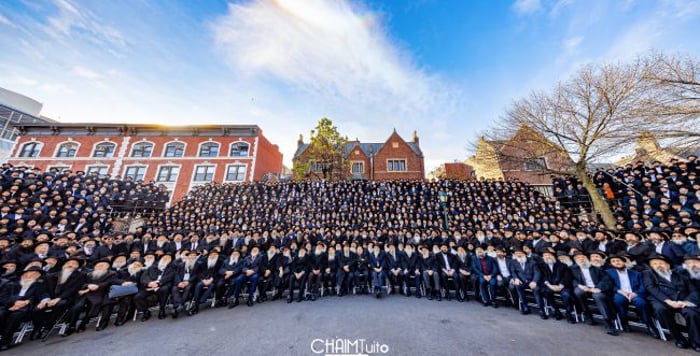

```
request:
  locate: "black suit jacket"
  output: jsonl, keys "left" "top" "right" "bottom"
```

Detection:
{"left": 570, "top": 265, "right": 613, "bottom": 292}
{"left": 643, "top": 269, "right": 698, "bottom": 304}
{"left": 45, "top": 270, "right": 86, "bottom": 301}
{"left": 0, "top": 280, "right": 49, "bottom": 310}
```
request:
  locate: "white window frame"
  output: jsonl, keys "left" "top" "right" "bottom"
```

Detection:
{"left": 386, "top": 159, "right": 407, "bottom": 172}
{"left": 162, "top": 141, "right": 187, "bottom": 158}
{"left": 192, "top": 164, "right": 216, "bottom": 182}
{"left": 47, "top": 165, "right": 72, "bottom": 173}
{"left": 85, "top": 165, "right": 110, "bottom": 176}
{"left": 198, "top": 141, "right": 220, "bottom": 158}
{"left": 224, "top": 164, "right": 247, "bottom": 182}
{"left": 129, "top": 141, "right": 155, "bottom": 158}
{"left": 229, "top": 141, "right": 251, "bottom": 157}
{"left": 123, "top": 165, "right": 148, "bottom": 181}
{"left": 350, "top": 161, "right": 364, "bottom": 174}
{"left": 17, "top": 141, "right": 43, "bottom": 158}
{"left": 156, "top": 165, "right": 181, "bottom": 183}
{"left": 54, "top": 141, "right": 81, "bottom": 158}
{"left": 91, "top": 141, "right": 117, "bottom": 158}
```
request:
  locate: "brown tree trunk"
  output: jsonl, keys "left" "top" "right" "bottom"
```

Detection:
{"left": 577, "top": 169, "right": 617, "bottom": 229}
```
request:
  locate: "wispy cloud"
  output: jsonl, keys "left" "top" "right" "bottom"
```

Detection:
{"left": 45, "top": 0, "right": 127, "bottom": 54}
{"left": 210, "top": 0, "right": 458, "bottom": 127}
{"left": 72, "top": 65, "right": 104, "bottom": 80}
{"left": 512, "top": 0, "right": 541, "bottom": 15}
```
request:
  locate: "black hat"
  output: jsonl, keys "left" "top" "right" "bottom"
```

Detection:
{"left": 21, "top": 266, "right": 44, "bottom": 275}
{"left": 93, "top": 258, "right": 111, "bottom": 267}
{"left": 1, "top": 259, "right": 17, "bottom": 268}
{"left": 542, "top": 247, "right": 556, "bottom": 257}
{"left": 683, "top": 254, "right": 700, "bottom": 262}
{"left": 608, "top": 253, "right": 630, "bottom": 263}
{"left": 587, "top": 250, "right": 607, "bottom": 259}
{"left": 571, "top": 250, "right": 586, "bottom": 258}
{"left": 556, "top": 251, "right": 569, "bottom": 258}
{"left": 647, "top": 253, "right": 672, "bottom": 265}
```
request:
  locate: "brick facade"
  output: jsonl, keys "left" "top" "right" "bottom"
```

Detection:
{"left": 294, "top": 130, "right": 424, "bottom": 180}
{"left": 8, "top": 123, "right": 283, "bottom": 203}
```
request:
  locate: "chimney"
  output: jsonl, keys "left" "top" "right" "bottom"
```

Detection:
{"left": 412, "top": 130, "right": 419, "bottom": 145}
{"left": 297, "top": 134, "right": 304, "bottom": 148}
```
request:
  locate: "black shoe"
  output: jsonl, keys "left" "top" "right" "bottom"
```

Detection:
{"left": 540, "top": 312, "right": 548, "bottom": 320}
{"left": 77, "top": 322, "right": 87, "bottom": 332}
{"left": 63, "top": 327, "right": 75, "bottom": 337}
{"left": 675, "top": 340, "right": 689, "bottom": 349}
{"left": 567, "top": 315, "right": 577, "bottom": 324}
{"left": 606, "top": 326, "right": 619, "bottom": 336}
{"left": 158, "top": 309, "right": 166, "bottom": 319}
{"left": 521, "top": 308, "right": 531, "bottom": 315}
{"left": 30, "top": 327, "right": 41, "bottom": 340}
{"left": 96, "top": 324, "right": 107, "bottom": 332}
{"left": 39, "top": 328, "right": 50, "bottom": 340}
{"left": 172, "top": 307, "right": 179, "bottom": 319}
{"left": 427, "top": 290, "right": 433, "bottom": 300}
{"left": 246, "top": 298, "right": 254, "bottom": 307}
{"left": 310, "top": 295, "right": 317, "bottom": 302}
{"left": 646, "top": 326, "right": 660, "bottom": 339}
{"left": 0, "top": 344, "right": 9, "bottom": 351}
{"left": 554, "top": 312, "right": 563, "bottom": 321}
{"left": 115, "top": 319, "right": 126, "bottom": 327}
{"left": 492, "top": 301, "right": 498, "bottom": 308}
{"left": 287, "top": 297, "right": 293, "bottom": 304}
{"left": 141, "top": 310, "right": 151, "bottom": 322}
{"left": 482, "top": 301, "right": 490, "bottom": 307}
{"left": 436, "top": 294, "right": 442, "bottom": 302}
{"left": 297, "top": 296, "right": 303, "bottom": 303}
{"left": 584, "top": 316, "right": 597, "bottom": 326}
{"left": 228, "top": 299, "right": 240, "bottom": 309}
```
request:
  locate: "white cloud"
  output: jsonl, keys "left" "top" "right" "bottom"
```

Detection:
{"left": 512, "top": 0, "right": 542, "bottom": 15}
{"left": 72, "top": 65, "right": 104, "bottom": 80}
{"left": 0, "top": 13, "right": 14, "bottom": 27}
{"left": 45, "top": 0, "right": 127, "bottom": 53}
{"left": 210, "top": 0, "right": 456, "bottom": 128}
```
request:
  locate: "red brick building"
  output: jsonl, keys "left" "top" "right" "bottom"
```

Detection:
{"left": 7, "top": 123, "right": 283, "bottom": 203}
{"left": 293, "top": 130, "right": 425, "bottom": 180}
{"left": 430, "top": 162, "right": 475, "bottom": 180}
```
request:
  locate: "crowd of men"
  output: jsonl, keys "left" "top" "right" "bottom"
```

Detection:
{"left": 0, "top": 155, "right": 698, "bottom": 352}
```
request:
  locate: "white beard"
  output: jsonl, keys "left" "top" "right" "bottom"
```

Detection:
{"left": 207, "top": 259, "right": 217, "bottom": 269}
{"left": 267, "top": 252, "right": 275, "bottom": 260}
{"left": 59, "top": 269, "right": 74, "bottom": 284}
{"left": 144, "top": 260, "right": 154, "bottom": 268}
{"left": 20, "top": 278, "right": 37, "bottom": 289}
{"left": 128, "top": 266, "right": 142, "bottom": 276}
{"left": 515, "top": 257, "right": 527, "bottom": 264}
{"left": 590, "top": 261, "right": 604, "bottom": 268}
{"left": 687, "top": 268, "right": 700, "bottom": 280}
{"left": 112, "top": 262, "right": 126, "bottom": 270}
{"left": 655, "top": 268, "right": 672, "bottom": 280}
{"left": 185, "top": 260, "right": 196, "bottom": 271}
{"left": 158, "top": 262, "right": 170, "bottom": 271}
{"left": 91, "top": 269, "right": 107, "bottom": 280}
{"left": 577, "top": 261, "right": 591, "bottom": 269}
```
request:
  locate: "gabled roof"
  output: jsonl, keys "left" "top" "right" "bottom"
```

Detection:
{"left": 293, "top": 131, "right": 422, "bottom": 159}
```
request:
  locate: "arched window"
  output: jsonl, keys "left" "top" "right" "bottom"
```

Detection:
{"left": 18, "top": 142, "right": 41, "bottom": 158}
{"left": 199, "top": 142, "right": 219, "bottom": 157}
{"left": 229, "top": 142, "right": 250, "bottom": 157}
{"left": 131, "top": 142, "right": 154, "bottom": 157}
{"left": 56, "top": 142, "right": 79, "bottom": 158}
{"left": 164, "top": 142, "right": 185, "bottom": 157}
{"left": 93, "top": 142, "right": 116, "bottom": 158}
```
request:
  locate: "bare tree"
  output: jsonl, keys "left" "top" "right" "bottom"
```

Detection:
{"left": 485, "top": 59, "right": 669, "bottom": 228}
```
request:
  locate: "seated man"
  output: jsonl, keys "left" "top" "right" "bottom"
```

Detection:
{"left": 258, "top": 244, "right": 280, "bottom": 302}
{"left": 191, "top": 250, "right": 222, "bottom": 312}
{"left": 454, "top": 246, "right": 471, "bottom": 302}
{"left": 643, "top": 253, "right": 700, "bottom": 350}
{"left": 400, "top": 244, "right": 421, "bottom": 298}
{"left": 336, "top": 244, "right": 356, "bottom": 297}
{"left": 307, "top": 243, "right": 326, "bottom": 301}
{"left": 510, "top": 249, "right": 544, "bottom": 318}
{"left": 419, "top": 245, "right": 440, "bottom": 301}
{"left": 0, "top": 266, "right": 48, "bottom": 351}
{"left": 171, "top": 251, "right": 198, "bottom": 317}
{"left": 354, "top": 246, "right": 369, "bottom": 295}
{"left": 67, "top": 259, "right": 116, "bottom": 334}
{"left": 385, "top": 244, "right": 403, "bottom": 295}
{"left": 288, "top": 247, "right": 310, "bottom": 303}
{"left": 102, "top": 260, "right": 143, "bottom": 327}
{"left": 472, "top": 246, "right": 498, "bottom": 307}
{"left": 606, "top": 253, "right": 656, "bottom": 336}
{"left": 220, "top": 249, "right": 244, "bottom": 308}
{"left": 538, "top": 249, "right": 570, "bottom": 321}
{"left": 134, "top": 254, "right": 175, "bottom": 320}
{"left": 33, "top": 257, "right": 85, "bottom": 338}
{"left": 272, "top": 247, "right": 293, "bottom": 300}
{"left": 436, "top": 243, "right": 458, "bottom": 301}
{"left": 233, "top": 245, "right": 262, "bottom": 307}
{"left": 570, "top": 251, "right": 618, "bottom": 336}
{"left": 323, "top": 246, "right": 338, "bottom": 296}
{"left": 494, "top": 247, "right": 515, "bottom": 307}
{"left": 369, "top": 243, "right": 387, "bottom": 299}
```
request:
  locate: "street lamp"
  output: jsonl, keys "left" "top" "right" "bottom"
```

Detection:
{"left": 439, "top": 191, "right": 448, "bottom": 230}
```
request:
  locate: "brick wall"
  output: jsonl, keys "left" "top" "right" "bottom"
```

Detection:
{"left": 373, "top": 131, "right": 424, "bottom": 180}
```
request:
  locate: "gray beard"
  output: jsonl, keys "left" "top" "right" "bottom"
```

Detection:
{"left": 655, "top": 268, "right": 672, "bottom": 280}
{"left": 91, "top": 270, "right": 107, "bottom": 280}
{"left": 688, "top": 268, "right": 700, "bottom": 280}
{"left": 144, "top": 260, "right": 154, "bottom": 268}
{"left": 185, "top": 261, "right": 196, "bottom": 271}
{"left": 59, "top": 269, "right": 74, "bottom": 284}
{"left": 577, "top": 261, "right": 591, "bottom": 269}
{"left": 20, "top": 278, "right": 36, "bottom": 289}
{"left": 128, "top": 266, "right": 142, "bottom": 276}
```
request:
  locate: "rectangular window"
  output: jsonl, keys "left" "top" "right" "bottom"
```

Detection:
{"left": 157, "top": 166, "right": 180, "bottom": 182}
{"left": 124, "top": 166, "right": 146, "bottom": 181}
{"left": 524, "top": 157, "right": 547, "bottom": 171}
{"left": 225, "top": 165, "right": 246, "bottom": 181}
{"left": 387, "top": 159, "right": 406, "bottom": 172}
{"left": 86, "top": 166, "right": 109, "bottom": 176}
{"left": 48, "top": 166, "right": 71, "bottom": 173}
{"left": 194, "top": 165, "right": 215, "bottom": 182}
{"left": 351, "top": 162, "right": 364, "bottom": 174}
{"left": 310, "top": 161, "right": 327, "bottom": 173}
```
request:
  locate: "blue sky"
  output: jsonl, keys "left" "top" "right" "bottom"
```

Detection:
{"left": 1, "top": 0, "right": 699, "bottom": 171}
